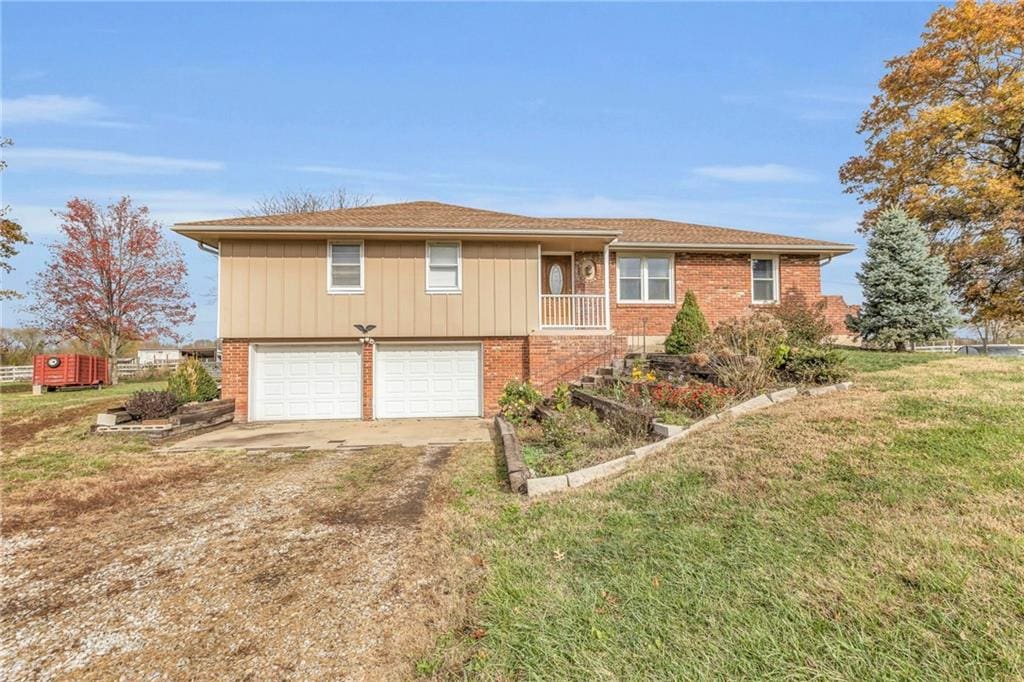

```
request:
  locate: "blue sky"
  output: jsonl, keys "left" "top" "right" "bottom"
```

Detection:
{"left": 1, "top": 2, "right": 939, "bottom": 340}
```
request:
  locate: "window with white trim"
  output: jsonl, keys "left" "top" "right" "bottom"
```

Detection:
{"left": 751, "top": 256, "right": 778, "bottom": 303}
{"left": 617, "top": 254, "right": 673, "bottom": 303}
{"left": 328, "top": 241, "right": 363, "bottom": 293}
{"left": 426, "top": 241, "right": 461, "bottom": 292}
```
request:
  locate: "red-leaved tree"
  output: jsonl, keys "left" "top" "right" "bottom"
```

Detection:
{"left": 29, "top": 197, "right": 195, "bottom": 383}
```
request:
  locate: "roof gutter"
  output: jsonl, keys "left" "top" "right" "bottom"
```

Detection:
{"left": 610, "top": 241, "right": 856, "bottom": 255}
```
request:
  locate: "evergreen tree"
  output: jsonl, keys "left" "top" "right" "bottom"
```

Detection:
{"left": 848, "top": 208, "right": 958, "bottom": 351}
{"left": 665, "top": 290, "right": 709, "bottom": 354}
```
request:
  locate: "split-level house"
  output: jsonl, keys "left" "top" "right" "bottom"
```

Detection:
{"left": 173, "top": 201, "right": 855, "bottom": 422}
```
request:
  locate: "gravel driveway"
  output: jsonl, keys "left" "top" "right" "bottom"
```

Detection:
{"left": 1, "top": 444, "right": 465, "bottom": 680}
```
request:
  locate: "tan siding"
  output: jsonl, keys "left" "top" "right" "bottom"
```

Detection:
{"left": 220, "top": 238, "right": 540, "bottom": 338}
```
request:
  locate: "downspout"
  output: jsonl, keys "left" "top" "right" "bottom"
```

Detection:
{"left": 603, "top": 242, "right": 612, "bottom": 331}
{"left": 198, "top": 241, "right": 219, "bottom": 256}
{"left": 196, "top": 240, "right": 221, "bottom": 340}
{"left": 819, "top": 255, "right": 833, "bottom": 266}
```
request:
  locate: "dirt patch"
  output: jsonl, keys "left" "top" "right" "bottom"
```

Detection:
{"left": 1, "top": 443, "right": 478, "bottom": 680}
{"left": 2, "top": 399, "right": 120, "bottom": 451}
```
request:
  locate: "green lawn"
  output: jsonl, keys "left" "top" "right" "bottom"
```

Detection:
{"left": 0, "top": 380, "right": 167, "bottom": 419}
{"left": 432, "top": 352, "right": 1024, "bottom": 679}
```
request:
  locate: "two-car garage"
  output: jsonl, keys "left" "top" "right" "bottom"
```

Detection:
{"left": 249, "top": 342, "right": 482, "bottom": 421}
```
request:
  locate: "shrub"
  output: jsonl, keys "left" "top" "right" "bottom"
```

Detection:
{"left": 551, "top": 383, "right": 572, "bottom": 412}
{"left": 542, "top": 405, "right": 602, "bottom": 450}
{"left": 771, "top": 292, "right": 834, "bottom": 347}
{"left": 498, "top": 379, "right": 542, "bottom": 425}
{"left": 665, "top": 290, "right": 710, "bottom": 354}
{"left": 125, "top": 390, "right": 180, "bottom": 420}
{"left": 698, "top": 312, "right": 788, "bottom": 395}
{"left": 168, "top": 358, "right": 219, "bottom": 403}
{"left": 784, "top": 346, "right": 850, "bottom": 384}
{"left": 631, "top": 380, "right": 735, "bottom": 418}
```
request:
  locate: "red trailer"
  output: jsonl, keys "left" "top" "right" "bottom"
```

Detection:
{"left": 32, "top": 354, "right": 110, "bottom": 391}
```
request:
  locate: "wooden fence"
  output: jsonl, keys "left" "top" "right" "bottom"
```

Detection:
{"left": 0, "top": 359, "right": 221, "bottom": 383}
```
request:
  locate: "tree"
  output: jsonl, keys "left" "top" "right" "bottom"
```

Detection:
{"left": 0, "top": 138, "right": 31, "bottom": 299}
{"left": 847, "top": 208, "right": 959, "bottom": 351}
{"left": 249, "top": 188, "right": 373, "bottom": 216}
{"left": 28, "top": 197, "right": 195, "bottom": 383}
{"left": 0, "top": 327, "right": 49, "bottom": 365}
{"left": 664, "top": 290, "right": 709, "bottom": 354}
{"left": 839, "top": 0, "right": 1024, "bottom": 323}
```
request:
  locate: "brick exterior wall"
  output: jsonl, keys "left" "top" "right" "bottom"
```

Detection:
{"left": 606, "top": 251, "right": 824, "bottom": 337}
{"left": 481, "top": 337, "right": 529, "bottom": 416}
{"left": 361, "top": 341, "right": 374, "bottom": 420}
{"left": 526, "top": 334, "right": 627, "bottom": 393}
{"left": 220, "top": 338, "right": 250, "bottom": 422}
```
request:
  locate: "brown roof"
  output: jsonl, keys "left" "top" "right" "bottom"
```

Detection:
{"left": 176, "top": 200, "right": 852, "bottom": 251}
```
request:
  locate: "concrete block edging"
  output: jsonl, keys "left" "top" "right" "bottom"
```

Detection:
{"left": 523, "top": 382, "right": 853, "bottom": 497}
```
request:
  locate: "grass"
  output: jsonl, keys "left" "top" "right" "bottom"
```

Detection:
{"left": 434, "top": 353, "right": 1024, "bottom": 679}
{"left": 0, "top": 379, "right": 167, "bottom": 419}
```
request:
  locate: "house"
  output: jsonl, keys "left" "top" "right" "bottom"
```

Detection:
{"left": 137, "top": 347, "right": 182, "bottom": 365}
{"left": 173, "top": 201, "right": 855, "bottom": 423}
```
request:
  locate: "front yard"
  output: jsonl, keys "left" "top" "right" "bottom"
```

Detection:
{"left": 428, "top": 351, "right": 1024, "bottom": 678}
{"left": 2, "top": 351, "right": 1022, "bottom": 679}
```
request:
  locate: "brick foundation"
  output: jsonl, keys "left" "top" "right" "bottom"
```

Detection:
{"left": 482, "top": 337, "right": 530, "bottom": 416}
{"left": 224, "top": 335, "right": 631, "bottom": 421}
{"left": 526, "top": 334, "right": 627, "bottom": 393}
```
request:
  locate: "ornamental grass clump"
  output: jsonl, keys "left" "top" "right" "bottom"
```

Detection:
{"left": 698, "top": 312, "right": 788, "bottom": 396}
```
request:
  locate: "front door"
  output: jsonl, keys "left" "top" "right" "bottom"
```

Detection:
{"left": 542, "top": 255, "right": 572, "bottom": 295}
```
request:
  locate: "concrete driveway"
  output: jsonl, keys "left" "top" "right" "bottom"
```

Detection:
{"left": 161, "top": 417, "right": 493, "bottom": 452}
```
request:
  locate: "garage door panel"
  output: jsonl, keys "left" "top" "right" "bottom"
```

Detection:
{"left": 375, "top": 344, "right": 481, "bottom": 419}
{"left": 252, "top": 345, "right": 361, "bottom": 421}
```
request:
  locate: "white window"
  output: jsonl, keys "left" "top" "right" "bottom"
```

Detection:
{"left": 751, "top": 256, "right": 779, "bottom": 303}
{"left": 617, "top": 254, "right": 673, "bottom": 303}
{"left": 328, "top": 241, "right": 363, "bottom": 293}
{"left": 426, "top": 241, "right": 461, "bottom": 292}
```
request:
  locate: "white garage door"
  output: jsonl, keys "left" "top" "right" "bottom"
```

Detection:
{"left": 375, "top": 344, "right": 481, "bottom": 419}
{"left": 251, "top": 345, "right": 361, "bottom": 421}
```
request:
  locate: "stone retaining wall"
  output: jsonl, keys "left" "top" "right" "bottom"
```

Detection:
{"left": 525, "top": 382, "right": 853, "bottom": 497}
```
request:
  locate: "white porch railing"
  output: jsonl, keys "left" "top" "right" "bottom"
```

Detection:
{"left": 540, "top": 294, "right": 607, "bottom": 329}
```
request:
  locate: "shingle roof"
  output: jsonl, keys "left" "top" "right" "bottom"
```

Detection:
{"left": 176, "top": 200, "right": 852, "bottom": 250}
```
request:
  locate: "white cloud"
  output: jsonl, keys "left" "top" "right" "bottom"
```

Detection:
{"left": 1, "top": 94, "right": 130, "bottom": 127}
{"left": 691, "top": 163, "right": 816, "bottom": 183}
{"left": 291, "top": 165, "right": 415, "bottom": 182}
{"left": 4, "top": 148, "right": 224, "bottom": 175}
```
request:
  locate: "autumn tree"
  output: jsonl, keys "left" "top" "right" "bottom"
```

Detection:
{"left": 0, "top": 138, "right": 31, "bottom": 299}
{"left": 249, "top": 188, "right": 372, "bottom": 216}
{"left": 28, "top": 197, "right": 195, "bottom": 383}
{"left": 840, "top": 0, "right": 1024, "bottom": 324}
